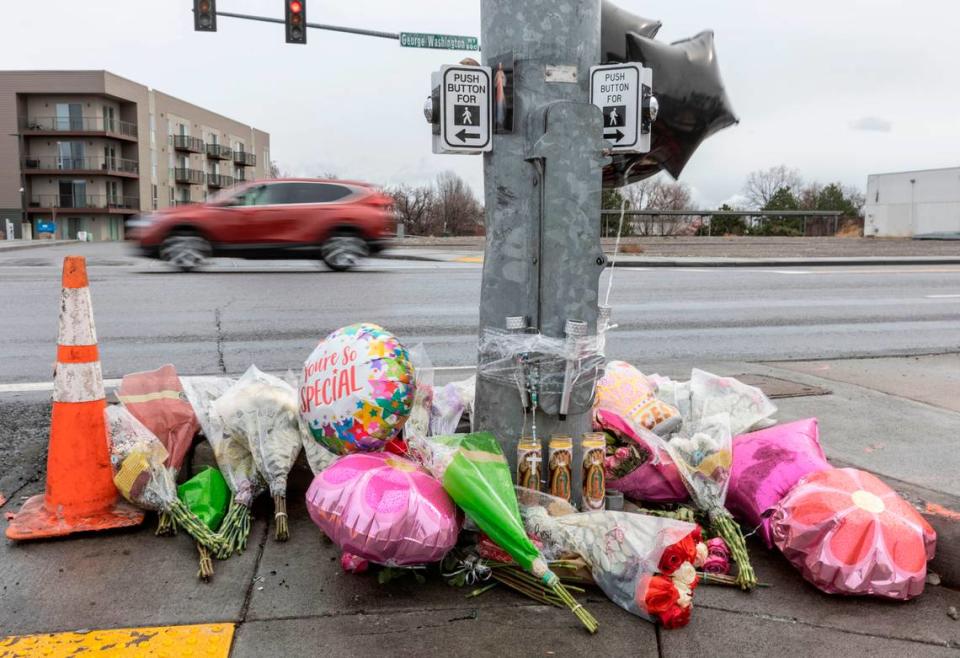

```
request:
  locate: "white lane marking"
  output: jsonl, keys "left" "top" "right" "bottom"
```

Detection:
{"left": 0, "top": 365, "right": 478, "bottom": 395}
{"left": 926, "top": 294, "right": 960, "bottom": 299}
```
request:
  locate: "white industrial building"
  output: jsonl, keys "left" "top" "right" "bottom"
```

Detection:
{"left": 864, "top": 166, "right": 960, "bottom": 237}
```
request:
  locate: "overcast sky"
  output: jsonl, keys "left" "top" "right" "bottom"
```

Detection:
{"left": 2, "top": 0, "right": 957, "bottom": 207}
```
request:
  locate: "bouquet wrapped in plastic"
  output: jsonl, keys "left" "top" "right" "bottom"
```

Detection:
{"left": 207, "top": 387, "right": 268, "bottom": 558}
{"left": 118, "top": 364, "right": 200, "bottom": 535}
{"left": 177, "top": 466, "right": 229, "bottom": 580}
{"left": 664, "top": 412, "right": 757, "bottom": 589}
{"left": 105, "top": 405, "right": 222, "bottom": 554}
{"left": 597, "top": 409, "right": 689, "bottom": 503}
{"left": 523, "top": 503, "right": 704, "bottom": 628}
{"left": 213, "top": 366, "right": 303, "bottom": 541}
{"left": 409, "top": 432, "right": 598, "bottom": 633}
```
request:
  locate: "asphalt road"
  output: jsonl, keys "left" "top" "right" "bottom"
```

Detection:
{"left": 2, "top": 241, "right": 960, "bottom": 385}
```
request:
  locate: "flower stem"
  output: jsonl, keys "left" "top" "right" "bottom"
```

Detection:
{"left": 197, "top": 543, "right": 214, "bottom": 582}
{"left": 273, "top": 495, "right": 289, "bottom": 542}
{"left": 710, "top": 509, "right": 757, "bottom": 590}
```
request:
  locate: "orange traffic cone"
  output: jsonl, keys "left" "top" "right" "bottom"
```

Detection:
{"left": 6, "top": 256, "right": 144, "bottom": 540}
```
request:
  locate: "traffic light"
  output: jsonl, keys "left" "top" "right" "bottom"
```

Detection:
{"left": 285, "top": 0, "right": 306, "bottom": 44}
{"left": 194, "top": 0, "right": 216, "bottom": 32}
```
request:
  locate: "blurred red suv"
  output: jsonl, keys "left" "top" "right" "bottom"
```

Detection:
{"left": 129, "top": 178, "right": 394, "bottom": 271}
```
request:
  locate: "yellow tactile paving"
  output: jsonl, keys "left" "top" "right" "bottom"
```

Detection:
{"left": 454, "top": 256, "right": 483, "bottom": 263}
{"left": 0, "top": 622, "right": 234, "bottom": 658}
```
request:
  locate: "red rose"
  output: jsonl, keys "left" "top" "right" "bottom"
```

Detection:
{"left": 643, "top": 575, "right": 680, "bottom": 615}
{"left": 659, "top": 604, "right": 692, "bottom": 629}
{"left": 659, "top": 534, "right": 697, "bottom": 575}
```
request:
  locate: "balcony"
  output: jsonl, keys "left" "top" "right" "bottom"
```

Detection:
{"left": 206, "top": 173, "right": 234, "bottom": 188}
{"left": 29, "top": 194, "right": 140, "bottom": 213}
{"left": 233, "top": 150, "right": 256, "bottom": 167}
{"left": 23, "top": 156, "right": 139, "bottom": 177}
{"left": 172, "top": 135, "right": 205, "bottom": 153}
{"left": 174, "top": 167, "right": 206, "bottom": 185}
{"left": 22, "top": 116, "right": 138, "bottom": 141}
{"left": 174, "top": 199, "right": 198, "bottom": 207}
{"left": 206, "top": 143, "right": 233, "bottom": 159}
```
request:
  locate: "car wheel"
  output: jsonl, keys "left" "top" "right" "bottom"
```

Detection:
{"left": 321, "top": 234, "right": 368, "bottom": 271}
{"left": 160, "top": 233, "right": 211, "bottom": 272}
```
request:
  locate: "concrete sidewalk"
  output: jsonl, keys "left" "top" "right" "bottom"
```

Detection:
{"left": 1, "top": 355, "right": 959, "bottom": 656}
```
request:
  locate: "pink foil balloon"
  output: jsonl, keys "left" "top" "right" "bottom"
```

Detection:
{"left": 772, "top": 468, "right": 936, "bottom": 600}
{"left": 727, "top": 418, "right": 831, "bottom": 547}
{"left": 306, "top": 453, "right": 460, "bottom": 566}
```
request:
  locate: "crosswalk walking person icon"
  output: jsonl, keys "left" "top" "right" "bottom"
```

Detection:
{"left": 608, "top": 107, "right": 619, "bottom": 126}
{"left": 461, "top": 107, "right": 473, "bottom": 125}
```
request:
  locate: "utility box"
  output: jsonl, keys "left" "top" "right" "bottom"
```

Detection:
{"left": 864, "top": 167, "right": 960, "bottom": 237}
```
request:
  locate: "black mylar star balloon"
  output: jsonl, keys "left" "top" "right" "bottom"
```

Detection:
{"left": 600, "top": 0, "right": 661, "bottom": 63}
{"left": 604, "top": 30, "right": 739, "bottom": 186}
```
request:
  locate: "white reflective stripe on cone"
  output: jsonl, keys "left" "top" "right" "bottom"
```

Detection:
{"left": 53, "top": 361, "right": 105, "bottom": 403}
{"left": 58, "top": 287, "right": 98, "bottom": 346}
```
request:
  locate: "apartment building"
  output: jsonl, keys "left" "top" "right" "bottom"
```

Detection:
{"left": 0, "top": 70, "right": 270, "bottom": 240}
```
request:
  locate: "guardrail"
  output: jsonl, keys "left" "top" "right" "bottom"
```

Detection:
{"left": 172, "top": 135, "right": 205, "bottom": 153}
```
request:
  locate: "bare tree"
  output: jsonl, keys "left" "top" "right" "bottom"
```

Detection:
{"left": 743, "top": 165, "right": 802, "bottom": 209}
{"left": 389, "top": 184, "right": 435, "bottom": 236}
{"left": 429, "top": 171, "right": 484, "bottom": 236}
{"left": 619, "top": 176, "right": 696, "bottom": 236}
{"left": 268, "top": 160, "right": 288, "bottom": 178}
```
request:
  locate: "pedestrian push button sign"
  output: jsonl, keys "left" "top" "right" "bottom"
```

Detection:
{"left": 590, "top": 63, "right": 650, "bottom": 153}
{"left": 440, "top": 65, "right": 492, "bottom": 153}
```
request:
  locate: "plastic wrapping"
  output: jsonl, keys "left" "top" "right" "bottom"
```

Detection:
{"left": 771, "top": 468, "right": 936, "bottom": 600}
{"left": 688, "top": 369, "right": 777, "bottom": 436}
{"left": 596, "top": 361, "right": 681, "bottom": 436}
{"left": 207, "top": 387, "right": 268, "bottom": 509}
{"left": 478, "top": 327, "right": 604, "bottom": 417}
{"left": 410, "top": 432, "right": 551, "bottom": 581}
{"left": 300, "top": 323, "right": 416, "bottom": 455}
{"left": 105, "top": 404, "right": 221, "bottom": 552}
{"left": 117, "top": 364, "right": 198, "bottom": 471}
{"left": 305, "top": 453, "right": 460, "bottom": 566}
{"left": 106, "top": 404, "right": 176, "bottom": 511}
{"left": 727, "top": 418, "right": 831, "bottom": 547}
{"left": 522, "top": 502, "right": 701, "bottom": 627}
{"left": 178, "top": 467, "right": 229, "bottom": 532}
{"left": 403, "top": 344, "right": 434, "bottom": 443}
{"left": 180, "top": 376, "right": 235, "bottom": 441}
{"left": 431, "top": 376, "right": 475, "bottom": 436}
{"left": 214, "top": 366, "right": 302, "bottom": 499}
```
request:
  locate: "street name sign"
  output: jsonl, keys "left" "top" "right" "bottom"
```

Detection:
{"left": 438, "top": 64, "right": 492, "bottom": 154}
{"left": 400, "top": 32, "right": 479, "bottom": 51}
{"left": 589, "top": 63, "right": 651, "bottom": 153}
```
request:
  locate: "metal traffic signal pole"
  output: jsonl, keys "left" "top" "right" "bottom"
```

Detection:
{"left": 474, "top": 0, "right": 608, "bottom": 503}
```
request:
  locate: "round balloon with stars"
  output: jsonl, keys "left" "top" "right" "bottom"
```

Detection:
{"left": 300, "top": 323, "right": 415, "bottom": 455}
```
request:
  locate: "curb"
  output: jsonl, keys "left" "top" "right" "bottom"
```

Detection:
{"left": 0, "top": 240, "right": 74, "bottom": 253}
{"left": 608, "top": 257, "right": 960, "bottom": 268}
{"left": 378, "top": 252, "right": 960, "bottom": 267}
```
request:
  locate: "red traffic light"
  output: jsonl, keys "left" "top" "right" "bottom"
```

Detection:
{"left": 289, "top": 1, "right": 302, "bottom": 13}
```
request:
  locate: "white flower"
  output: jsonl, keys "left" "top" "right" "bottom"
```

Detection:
{"left": 675, "top": 580, "right": 692, "bottom": 607}
{"left": 694, "top": 542, "right": 708, "bottom": 568}
{"left": 674, "top": 561, "right": 697, "bottom": 586}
